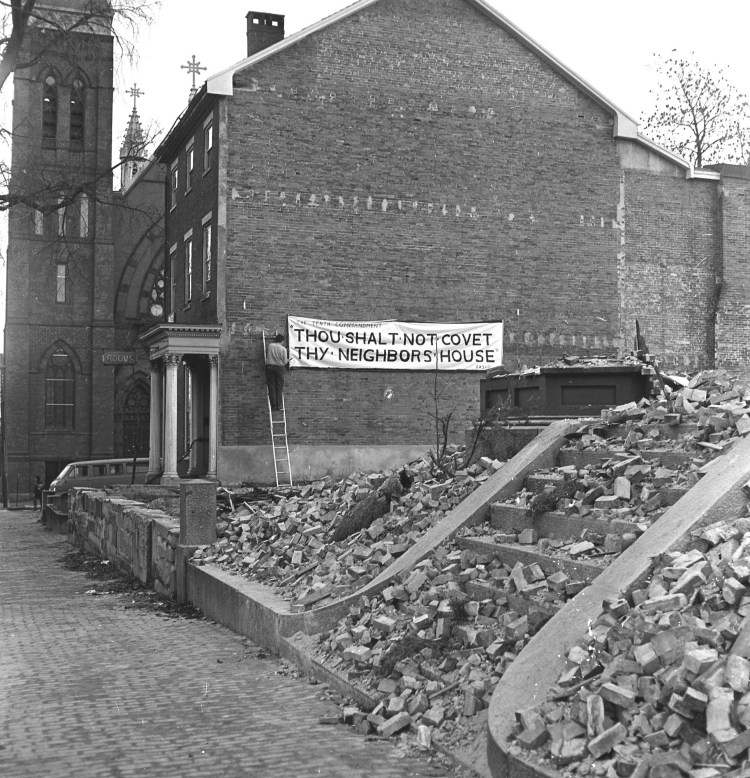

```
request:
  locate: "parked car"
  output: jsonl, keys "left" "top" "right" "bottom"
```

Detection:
{"left": 48, "top": 458, "right": 149, "bottom": 493}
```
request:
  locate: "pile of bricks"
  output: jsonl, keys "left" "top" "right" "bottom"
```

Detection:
{"left": 313, "top": 538, "right": 555, "bottom": 749}
{"left": 306, "top": 370, "right": 750, "bottom": 747}
{"left": 190, "top": 367, "right": 750, "bottom": 753}
{"left": 509, "top": 508, "right": 750, "bottom": 775}
{"left": 191, "top": 447, "right": 503, "bottom": 607}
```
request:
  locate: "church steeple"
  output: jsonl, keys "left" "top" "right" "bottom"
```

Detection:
{"left": 119, "top": 84, "right": 148, "bottom": 192}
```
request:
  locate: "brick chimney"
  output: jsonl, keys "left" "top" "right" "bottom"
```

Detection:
{"left": 246, "top": 12, "right": 285, "bottom": 57}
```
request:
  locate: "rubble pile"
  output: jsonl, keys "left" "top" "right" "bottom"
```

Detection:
{"left": 189, "top": 367, "right": 750, "bottom": 756}
{"left": 192, "top": 447, "right": 504, "bottom": 608}
{"left": 312, "top": 539, "right": 553, "bottom": 750}
{"left": 303, "top": 370, "right": 750, "bottom": 749}
{"left": 509, "top": 509, "right": 750, "bottom": 776}
{"left": 468, "top": 370, "right": 750, "bottom": 570}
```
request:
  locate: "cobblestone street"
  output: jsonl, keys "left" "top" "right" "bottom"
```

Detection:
{"left": 0, "top": 509, "right": 458, "bottom": 778}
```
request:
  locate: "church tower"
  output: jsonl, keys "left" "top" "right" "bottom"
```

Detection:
{"left": 4, "top": 0, "right": 117, "bottom": 490}
{"left": 119, "top": 87, "right": 149, "bottom": 192}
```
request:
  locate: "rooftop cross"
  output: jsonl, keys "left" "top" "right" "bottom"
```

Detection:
{"left": 181, "top": 55, "right": 207, "bottom": 98}
{"left": 127, "top": 84, "right": 144, "bottom": 112}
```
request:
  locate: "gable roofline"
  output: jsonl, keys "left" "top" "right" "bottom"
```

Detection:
{"left": 206, "top": 0, "right": 381, "bottom": 95}
{"left": 204, "top": 0, "right": 693, "bottom": 171}
{"left": 206, "top": 0, "right": 641, "bottom": 137}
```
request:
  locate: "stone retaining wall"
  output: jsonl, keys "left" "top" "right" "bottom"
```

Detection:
{"left": 68, "top": 489, "right": 181, "bottom": 598}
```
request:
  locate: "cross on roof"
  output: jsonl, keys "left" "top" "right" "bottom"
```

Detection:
{"left": 127, "top": 84, "right": 144, "bottom": 112}
{"left": 181, "top": 55, "right": 207, "bottom": 92}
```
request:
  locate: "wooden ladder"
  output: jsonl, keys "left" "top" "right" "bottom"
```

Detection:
{"left": 263, "top": 332, "right": 293, "bottom": 488}
{"left": 269, "top": 406, "right": 292, "bottom": 488}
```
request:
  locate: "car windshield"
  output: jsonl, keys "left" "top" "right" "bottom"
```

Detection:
{"left": 55, "top": 465, "right": 73, "bottom": 480}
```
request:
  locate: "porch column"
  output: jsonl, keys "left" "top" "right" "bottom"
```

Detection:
{"left": 208, "top": 354, "right": 219, "bottom": 479}
{"left": 189, "top": 362, "right": 203, "bottom": 476}
{"left": 162, "top": 353, "right": 181, "bottom": 485}
{"left": 147, "top": 359, "right": 164, "bottom": 479}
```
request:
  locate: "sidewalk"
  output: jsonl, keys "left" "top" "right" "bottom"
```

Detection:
{"left": 0, "top": 509, "right": 457, "bottom": 778}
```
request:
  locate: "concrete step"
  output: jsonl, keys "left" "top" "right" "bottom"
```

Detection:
{"left": 557, "top": 446, "right": 695, "bottom": 470}
{"left": 489, "top": 503, "right": 644, "bottom": 540}
{"left": 456, "top": 535, "right": 603, "bottom": 584}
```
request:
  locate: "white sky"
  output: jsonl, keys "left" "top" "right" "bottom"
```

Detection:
{"left": 114, "top": 0, "right": 750, "bottom": 150}
{"left": 2, "top": 1, "right": 750, "bottom": 329}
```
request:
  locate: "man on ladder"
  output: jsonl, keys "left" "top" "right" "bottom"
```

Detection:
{"left": 263, "top": 332, "right": 293, "bottom": 487}
{"left": 264, "top": 333, "right": 288, "bottom": 412}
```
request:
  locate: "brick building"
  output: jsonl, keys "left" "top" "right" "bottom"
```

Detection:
{"left": 145, "top": 0, "right": 749, "bottom": 485}
{"left": 6, "top": 0, "right": 750, "bottom": 492}
{"left": 4, "top": 0, "right": 164, "bottom": 492}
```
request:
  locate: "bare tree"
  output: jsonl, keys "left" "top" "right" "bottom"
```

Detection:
{"left": 0, "top": 0, "right": 160, "bottom": 215}
{"left": 0, "top": 0, "right": 158, "bottom": 94}
{"left": 641, "top": 53, "right": 750, "bottom": 168}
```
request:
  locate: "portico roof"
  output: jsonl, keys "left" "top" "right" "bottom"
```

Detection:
{"left": 140, "top": 323, "right": 223, "bottom": 360}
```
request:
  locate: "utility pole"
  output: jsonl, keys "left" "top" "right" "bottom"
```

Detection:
{"left": 0, "top": 357, "right": 8, "bottom": 508}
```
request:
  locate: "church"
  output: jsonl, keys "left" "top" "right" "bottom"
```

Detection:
{"left": 4, "top": 0, "right": 164, "bottom": 490}
{"left": 5, "top": 0, "right": 750, "bottom": 494}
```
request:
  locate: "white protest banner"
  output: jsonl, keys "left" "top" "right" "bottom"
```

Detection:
{"left": 288, "top": 317, "right": 503, "bottom": 371}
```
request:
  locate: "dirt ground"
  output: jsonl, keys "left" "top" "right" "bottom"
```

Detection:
{"left": 59, "top": 549, "right": 204, "bottom": 619}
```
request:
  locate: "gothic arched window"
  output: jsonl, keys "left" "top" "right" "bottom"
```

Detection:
{"left": 123, "top": 384, "right": 149, "bottom": 456}
{"left": 70, "top": 78, "right": 85, "bottom": 150}
{"left": 45, "top": 348, "right": 75, "bottom": 428}
{"left": 42, "top": 74, "right": 58, "bottom": 148}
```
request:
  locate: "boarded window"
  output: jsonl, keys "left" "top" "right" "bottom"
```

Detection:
{"left": 45, "top": 348, "right": 75, "bottom": 428}
{"left": 202, "top": 220, "right": 212, "bottom": 291}
{"left": 56, "top": 264, "right": 67, "bottom": 303}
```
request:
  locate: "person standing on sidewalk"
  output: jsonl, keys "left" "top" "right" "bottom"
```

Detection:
{"left": 33, "top": 476, "right": 43, "bottom": 510}
{"left": 265, "top": 333, "right": 289, "bottom": 412}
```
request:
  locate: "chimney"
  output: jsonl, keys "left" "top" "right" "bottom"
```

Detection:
{"left": 246, "top": 12, "right": 285, "bottom": 57}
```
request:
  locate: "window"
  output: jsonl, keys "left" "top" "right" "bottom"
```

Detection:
{"left": 149, "top": 268, "right": 165, "bottom": 319}
{"left": 75, "top": 466, "right": 88, "bottom": 477}
{"left": 184, "top": 234, "right": 193, "bottom": 304}
{"left": 169, "top": 245, "right": 177, "bottom": 318}
{"left": 42, "top": 74, "right": 58, "bottom": 148}
{"left": 201, "top": 215, "right": 212, "bottom": 293}
{"left": 184, "top": 370, "right": 192, "bottom": 451}
{"left": 45, "top": 348, "right": 75, "bottom": 429}
{"left": 79, "top": 194, "right": 89, "bottom": 237}
{"left": 56, "top": 264, "right": 67, "bottom": 303}
{"left": 70, "top": 78, "right": 85, "bottom": 150}
{"left": 123, "top": 384, "right": 150, "bottom": 455}
{"left": 93, "top": 464, "right": 106, "bottom": 477}
{"left": 203, "top": 121, "right": 213, "bottom": 172}
{"left": 185, "top": 143, "right": 195, "bottom": 191}
{"left": 170, "top": 163, "right": 178, "bottom": 209}
{"left": 34, "top": 209, "right": 44, "bottom": 235}
{"left": 57, "top": 196, "right": 65, "bottom": 236}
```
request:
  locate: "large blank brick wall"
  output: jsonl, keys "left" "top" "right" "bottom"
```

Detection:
{"left": 618, "top": 171, "right": 719, "bottom": 370}
{"left": 219, "top": 0, "right": 721, "bottom": 445}
{"left": 716, "top": 175, "right": 750, "bottom": 368}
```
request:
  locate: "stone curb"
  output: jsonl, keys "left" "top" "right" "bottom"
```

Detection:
{"left": 486, "top": 433, "right": 750, "bottom": 778}
{"left": 187, "top": 419, "right": 583, "bottom": 644}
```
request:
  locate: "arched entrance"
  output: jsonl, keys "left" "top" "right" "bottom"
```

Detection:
{"left": 122, "top": 382, "right": 150, "bottom": 457}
